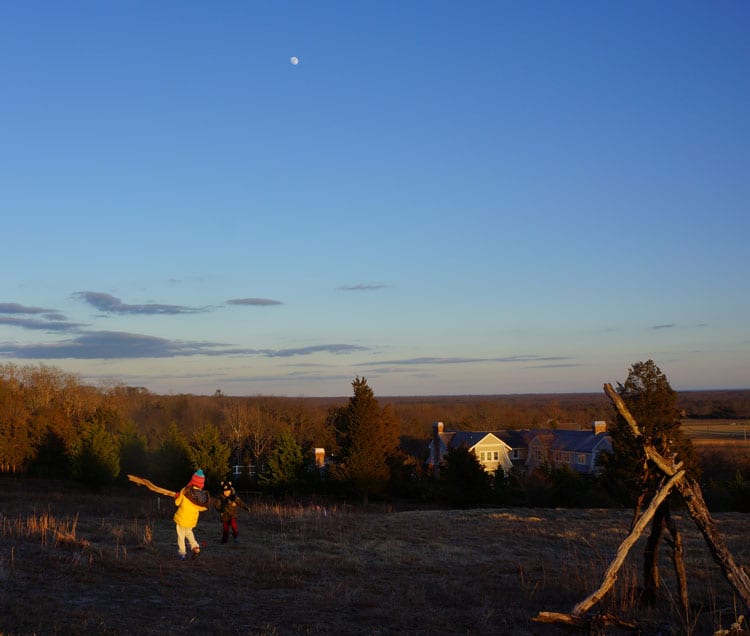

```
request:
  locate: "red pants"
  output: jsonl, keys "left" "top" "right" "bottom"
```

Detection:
{"left": 221, "top": 517, "right": 238, "bottom": 543}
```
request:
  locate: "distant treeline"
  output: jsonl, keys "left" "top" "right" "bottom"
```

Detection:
{"left": 1, "top": 363, "right": 748, "bottom": 510}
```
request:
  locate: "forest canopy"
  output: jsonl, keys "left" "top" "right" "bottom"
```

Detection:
{"left": 1, "top": 363, "right": 748, "bottom": 509}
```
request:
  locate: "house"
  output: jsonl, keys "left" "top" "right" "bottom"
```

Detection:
{"left": 524, "top": 422, "right": 612, "bottom": 474}
{"left": 428, "top": 424, "right": 515, "bottom": 476}
{"left": 427, "top": 421, "right": 611, "bottom": 476}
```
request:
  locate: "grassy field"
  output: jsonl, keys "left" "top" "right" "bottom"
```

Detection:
{"left": 683, "top": 420, "right": 750, "bottom": 446}
{"left": 1, "top": 479, "right": 749, "bottom": 635}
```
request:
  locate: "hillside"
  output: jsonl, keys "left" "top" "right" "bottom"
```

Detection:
{"left": 1, "top": 479, "right": 748, "bottom": 635}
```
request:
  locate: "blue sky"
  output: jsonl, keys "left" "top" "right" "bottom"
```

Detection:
{"left": 1, "top": 1, "right": 748, "bottom": 397}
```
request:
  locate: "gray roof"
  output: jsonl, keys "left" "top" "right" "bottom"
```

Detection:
{"left": 528, "top": 429, "right": 611, "bottom": 453}
{"left": 492, "top": 429, "right": 531, "bottom": 449}
{"left": 438, "top": 428, "right": 611, "bottom": 454}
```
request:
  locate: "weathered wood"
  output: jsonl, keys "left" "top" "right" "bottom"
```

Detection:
{"left": 571, "top": 469, "right": 685, "bottom": 616}
{"left": 603, "top": 383, "right": 684, "bottom": 476}
{"left": 127, "top": 474, "right": 177, "bottom": 498}
{"left": 536, "top": 381, "right": 750, "bottom": 629}
{"left": 605, "top": 384, "right": 750, "bottom": 613}
{"left": 664, "top": 506, "right": 689, "bottom": 620}
{"left": 675, "top": 476, "right": 750, "bottom": 611}
{"left": 533, "top": 611, "right": 638, "bottom": 630}
{"left": 642, "top": 502, "right": 666, "bottom": 605}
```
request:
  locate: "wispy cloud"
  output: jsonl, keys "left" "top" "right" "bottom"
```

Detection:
{"left": 0, "top": 332, "right": 368, "bottom": 360}
{"left": 525, "top": 362, "right": 583, "bottom": 369}
{"left": 359, "top": 355, "right": 572, "bottom": 366}
{"left": 73, "top": 291, "right": 206, "bottom": 315}
{"left": 337, "top": 283, "right": 387, "bottom": 291}
{"left": 267, "top": 344, "right": 368, "bottom": 357}
{"left": 0, "top": 316, "right": 85, "bottom": 332}
{"left": 227, "top": 298, "right": 283, "bottom": 306}
{"left": 652, "top": 323, "right": 676, "bottom": 330}
{"left": 0, "top": 302, "right": 82, "bottom": 331}
{"left": 0, "top": 331, "right": 223, "bottom": 359}
{"left": 0, "top": 302, "right": 53, "bottom": 315}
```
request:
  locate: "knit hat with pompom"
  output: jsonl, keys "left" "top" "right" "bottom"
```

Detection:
{"left": 189, "top": 469, "right": 205, "bottom": 489}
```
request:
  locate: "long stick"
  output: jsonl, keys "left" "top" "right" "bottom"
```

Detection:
{"left": 127, "top": 474, "right": 177, "bottom": 498}
{"left": 675, "top": 477, "right": 750, "bottom": 611}
{"left": 571, "top": 469, "right": 685, "bottom": 616}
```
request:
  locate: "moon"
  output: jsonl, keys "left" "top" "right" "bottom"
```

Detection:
{"left": 290, "top": 56, "right": 299, "bottom": 66}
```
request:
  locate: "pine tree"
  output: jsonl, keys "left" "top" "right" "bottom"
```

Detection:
{"left": 152, "top": 423, "right": 195, "bottom": 489}
{"left": 329, "top": 377, "right": 399, "bottom": 504}
{"left": 260, "top": 428, "right": 306, "bottom": 493}
{"left": 603, "top": 359, "right": 698, "bottom": 506}
{"left": 71, "top": 420, "right": 121, "bottom": 487}
{"left": 603, "top": 359, "right": 698, "bottom": 605}
{"left": 439, "top": 445, "right": 493, "bottom": 507}
{"left": 191, "top": 424, "right": 232, "bottom": 488}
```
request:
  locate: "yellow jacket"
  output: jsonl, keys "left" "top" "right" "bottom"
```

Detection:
{"left": 173, "top": 486, "right": 209, "bottom": 528}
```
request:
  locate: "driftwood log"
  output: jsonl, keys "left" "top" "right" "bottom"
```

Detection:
{"left": 533, "top": 382, "right": 750, "bottom": 630}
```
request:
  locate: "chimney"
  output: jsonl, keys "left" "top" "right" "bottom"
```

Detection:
{"left": 432, "top": 422, "right": 444, "bottom": 475}
{"left": 314, "top": 447, "right": 325, "bottom": 468}
{"left": 592, "top": 421, "right": 607, "bottom": 435}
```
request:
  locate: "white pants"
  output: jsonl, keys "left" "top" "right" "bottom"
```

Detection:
{"left": 176, "top": 523, "right": 199, "bottom": 556}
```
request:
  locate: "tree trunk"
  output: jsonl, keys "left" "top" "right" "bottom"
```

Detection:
{"left": 630, "top": 488, "right": 648, "bottom": 531}
{"left": 664, "top": 505, "right": 689, "bottom": 620}
{"left": 642, "top": 502, "right": 667, "bottom": 605}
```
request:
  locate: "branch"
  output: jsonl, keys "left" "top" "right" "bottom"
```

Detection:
{"left": 127, "top": 474, "right": 177, "bottom": 498}
{"left": 603, "top": 383, "right": 683, "bottom": 476}
{"left": 571, "top": 469, "right": 685, "bottom": 616}
{"left": 534, "top": 611, "right": 638, "bottom": 630}
{"left": 603, "top": 384, "right": 750, "bottom": 613}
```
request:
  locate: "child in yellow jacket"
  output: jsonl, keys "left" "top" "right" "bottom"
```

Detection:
{"left": 174, "top": 469, "right": 209, "bottom": 560}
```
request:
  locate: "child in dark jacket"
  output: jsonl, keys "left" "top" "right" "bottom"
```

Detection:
{"left": 213, "top": 479, "right": 250, "bottom": 543}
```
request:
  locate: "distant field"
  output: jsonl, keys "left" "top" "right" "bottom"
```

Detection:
{"left": 1, "top": 479, "right": 749, "bottom": 635}
{"left": 682, "top": 419, "right": 750, "bottom": 446}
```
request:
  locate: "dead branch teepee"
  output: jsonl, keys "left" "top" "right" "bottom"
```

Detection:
{"left": 534, "top": 382, "right": 750, "bottom": 630}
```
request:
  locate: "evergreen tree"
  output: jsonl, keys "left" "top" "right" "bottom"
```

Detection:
{"left": 438, "top": 445, "right": 493, "bottom": 507}
{"left": 118, "top": 424, "right": 150, "bottom": 482}
{"left": 71, "top": 420, "right": 121, "bottom": 487}
{"left": 152, "top": 423, "right": 195, "bottom": 490}
{"left": 260, "top": 428, "right": 306, "bottom": 493}
{"left": 602, "top": 359, "right": 698, "bottom": 605}
{"left": 191, "top": 424, "right": 232, "bottom": 488}
{"left": 603, "top": 359, "right": 698, "bottom": 506}
{"left": 329, "top": 377, "right": 399, "bottom": 503}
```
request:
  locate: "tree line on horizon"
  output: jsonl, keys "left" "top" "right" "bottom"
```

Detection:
{"left": 0, "top": 362, "right": 748, "bottom": 510}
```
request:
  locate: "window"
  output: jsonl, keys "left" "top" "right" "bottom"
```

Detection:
{"left": 511, "top": 449, "right": 519, "bottom": 459}
{"left": 578, "top": 453, "right": 587, "bottom": 465}
{"left": 494, "top": 451, "right": 499, "bottom": 461}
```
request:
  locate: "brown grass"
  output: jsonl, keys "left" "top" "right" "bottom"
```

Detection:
{"left": 1, "top": 479, "right": 749, "bottom": 635}
{"left": 683, "top": 420, "right": 750, "bottom": 445}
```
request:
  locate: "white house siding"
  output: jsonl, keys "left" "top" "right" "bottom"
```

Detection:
{"left": 470, "top": 435, "right": 513, "bottom": 475}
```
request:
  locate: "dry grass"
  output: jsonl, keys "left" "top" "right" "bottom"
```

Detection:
{"left": 1, "top": 478, "right": 749, "bottom": 635}
{"left": 683, "top": 420, "right": 750, "bottom": 445}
